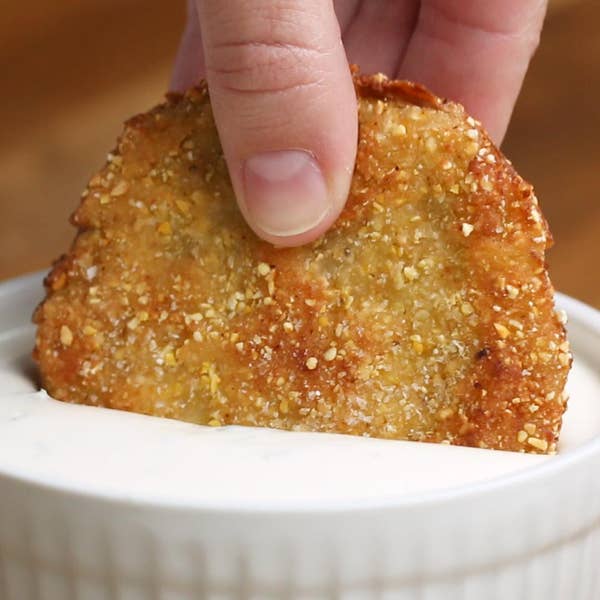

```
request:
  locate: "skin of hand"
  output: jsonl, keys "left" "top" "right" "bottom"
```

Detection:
{"left": 171, "top": 0, "right": 548, "bottom": 247}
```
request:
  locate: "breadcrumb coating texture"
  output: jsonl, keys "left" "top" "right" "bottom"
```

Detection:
{"left": 34, "top": 75, "right": 570, "bottom": 453}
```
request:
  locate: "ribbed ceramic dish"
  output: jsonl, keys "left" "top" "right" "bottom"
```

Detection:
{"left": 0, "top": 272, "right": 599, "bottom": 600}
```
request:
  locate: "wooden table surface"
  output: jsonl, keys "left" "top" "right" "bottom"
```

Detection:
{"left": 1, "top": 0, "right": 598, "bottom": 308}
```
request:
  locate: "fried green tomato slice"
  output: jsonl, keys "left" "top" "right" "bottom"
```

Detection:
{"left": 34, "top": 73, "right": 570, "bottom": 453}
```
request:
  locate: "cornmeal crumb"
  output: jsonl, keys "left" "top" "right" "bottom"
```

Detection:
{"left": 306, "top": 357, "right": 318, "bottom": 370}
{"left": 257, "top": 262, "right": 271, "bottom": 276}
{"left": 527, "top": 437, "right": 549, "bottom": 452}
{"left": 60, "top": 325, "right": 73, "bottom": 346}
{"left": 324, "top": 347, "right": 337, "bottom": 362}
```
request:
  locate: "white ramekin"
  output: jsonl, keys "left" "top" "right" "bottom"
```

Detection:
{"left": 0, "top": 272, "right": 599, "bottom": 600}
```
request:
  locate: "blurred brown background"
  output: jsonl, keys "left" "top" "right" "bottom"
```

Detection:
{"left": 1, "top": 0, "right": 598, "bottom": 307}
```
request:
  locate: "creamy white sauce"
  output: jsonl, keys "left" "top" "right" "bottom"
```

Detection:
{"left": 0, "top": 322, "right": 599, "bottom": 508}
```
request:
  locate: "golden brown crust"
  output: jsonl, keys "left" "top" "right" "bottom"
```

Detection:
{"left": 33, "top": 73, "right": 570, "bottom": 453}
{"left": 353, "top": 71, "right": 445, "bottom": 110}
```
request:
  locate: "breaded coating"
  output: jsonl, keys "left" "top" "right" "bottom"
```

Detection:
{"left": 34, "top": 73, "right": 570, "bottom": 453}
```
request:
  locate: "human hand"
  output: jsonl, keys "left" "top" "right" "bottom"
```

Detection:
{"left": 172, "top": 0, "right": 547, "bottom": 246}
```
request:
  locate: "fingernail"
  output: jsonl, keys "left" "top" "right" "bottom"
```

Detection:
{"left": 242, "top": 150, "right": 331, "bottom": 237}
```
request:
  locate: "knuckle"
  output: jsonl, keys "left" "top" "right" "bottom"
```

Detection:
{"left": 202, "top": 1, "right": 332, "bottom": 95}
{"left": 207, "top": 40, "right": 326, "bottom": 95}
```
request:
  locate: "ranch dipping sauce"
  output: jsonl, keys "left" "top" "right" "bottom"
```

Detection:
{"left": 0, "top": 330, "right": 598, "bottom": 508}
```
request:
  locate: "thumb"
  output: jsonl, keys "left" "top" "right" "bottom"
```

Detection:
{"left": 195, "top": 0, "right": 357, "bottom": 246}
